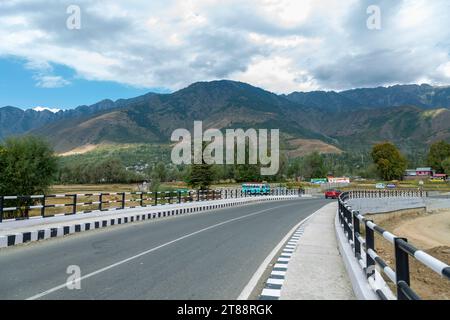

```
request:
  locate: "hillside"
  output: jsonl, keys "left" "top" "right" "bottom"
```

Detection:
{"left": 29, "top": 80, "right": 331, "bottom": 153}
{"left": 2, "top": 81, "right": 450, "bottom": 158}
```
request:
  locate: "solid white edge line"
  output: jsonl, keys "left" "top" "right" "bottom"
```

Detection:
{"left": 237, "top": 203, "right": 325, "bottom": 300}
{"left": 25, "top": 201, "right": 299, "bottom": 300}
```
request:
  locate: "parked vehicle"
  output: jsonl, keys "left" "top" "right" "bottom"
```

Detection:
{"left": 324, "top": 189, "right": 341, "bottom": 199}
{"left": 242, "top": 183, "right": 271, "bottom": 195}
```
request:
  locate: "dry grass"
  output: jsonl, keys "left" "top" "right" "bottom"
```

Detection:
{"left": 286, "top": 138, "right": 343, "bottom": 158}
{"left": 368, "top": 209, "right": 450, "bottom": 300}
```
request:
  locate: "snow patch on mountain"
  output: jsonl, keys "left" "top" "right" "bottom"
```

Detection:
{"left": 32, "top": 106, "right": 61, "bottom": 113}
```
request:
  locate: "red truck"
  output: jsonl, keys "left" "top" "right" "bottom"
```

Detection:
{"left": 324, "top": 189, "right": 341, "bottom": 199}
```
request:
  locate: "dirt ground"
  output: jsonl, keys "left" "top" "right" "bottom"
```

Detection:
{"left": 369, "top": 209, "right": 450, "bottom": 300}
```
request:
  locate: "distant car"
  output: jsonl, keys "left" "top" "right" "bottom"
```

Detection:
{"left": 325, "top": 189, "right": 341, "bottom": 199}
{"left": 386, "top": 184, "right": 396, "bottom": 189}
{"left": 375, "top": 183, "right": 386, "bottom": 189}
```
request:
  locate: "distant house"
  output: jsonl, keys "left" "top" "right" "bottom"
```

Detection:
{"left": 404, "top": 167, "right": 435, "bottom": 180}
{"left": 416, "top": 167, "right": 434, "bottom": 177}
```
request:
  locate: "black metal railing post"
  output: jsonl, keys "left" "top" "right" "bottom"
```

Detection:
{"left": 395, "top": 238, "right": 411, "bottom": 300}
{"left": 365, "top": 220, "right": 375, "bottom": 279}
{"left": 0, "top": 195, "right": 3, "bottom": 223}
{"left": 41, "top": 195, "right": 46, "bottom": 218}
{"left": 168, "top": 191, "right": 172, "bottom": 205}
{"left": 99, "top": 193, "right": 103, "bottom": 211}
{"left": 197, "top": 189, "right": 200, "bottom": 202}
{"left": 72, "top": 194, "right": 77, "bottom": 215}
{"left": 154, "top": 191, "right": 158, "bottom": 206}
{"left": 178, "top": 191, "right": 182, "bottom": 204}
{"left": 353, "top": 210, "right": 361, "bottom": 259}
{"left": 347, "top": 208, "right": 353, "bottom": 242}
{"left": 140, "top": 192, "right": 144, "bottom": 207}
{"left": 121, "top": 192, "right": 126, "bottom": 209}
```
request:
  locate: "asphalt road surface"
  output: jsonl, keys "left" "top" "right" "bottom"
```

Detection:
{"left": 0, "top": 198, "right": 330, "bottom": 300}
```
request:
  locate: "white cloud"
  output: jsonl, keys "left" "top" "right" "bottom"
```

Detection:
{"left": 0, "top": 0, "right": 449, "bottom": 93}
{"left": 34, "top": 75, "right": 70, "bottom": 88}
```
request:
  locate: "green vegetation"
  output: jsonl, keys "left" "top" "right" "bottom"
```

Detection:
{"left": 58, "top": 157, "right": 142, "bottom": 184}
{"left": 186, "top": 164, "right": 214, "bottom": 189}
{"left": 287, "top": 152, "right": 327, "bottom": 180}
{"left": 0, "top": 136, "right": 58, "bottom": 196}
{"left": 427, "top": 140, "right": 450, "bottom": 173}
{"left": 371, "top": 142, "right": 408, "bottom": 181}
{"left": 59, "top": 144, "right": 171, "bottom": 168}
{"left": 442, "top": 158, "right": 450, "bottom": 176}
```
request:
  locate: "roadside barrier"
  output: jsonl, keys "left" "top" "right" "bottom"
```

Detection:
{"left": 0, "top": 188, "right": 302, "bottom": 223}
{"left": 348, "top": 189, "right": 427, "bottom": 199}
{"left": 338, "top": 191, "right": 449, "bottom": 300}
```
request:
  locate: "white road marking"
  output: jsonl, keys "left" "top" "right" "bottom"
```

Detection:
{"left": 267, "top": 278, "right": 284, "bottom": 285}
{"left": 278, "top": 257, "right": 290, "bottom": 262}
{"left": 26, "top": 201, "right": 299, "bottom": 300}
{"left": 271, "top": 270, "right": 286, "bottom": 276}
{"left": 236, "top": 203, "right": 322, "bottom": 300}
{"left": 261, "top": 288, "right": 281, "bottom": 297}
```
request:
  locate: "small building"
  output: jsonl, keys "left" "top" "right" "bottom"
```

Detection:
{"left": 416, "top": 167, "right": 434, "bottom": 177}
{"left": 404, "top": 167, "right": 435, "bottom": 180}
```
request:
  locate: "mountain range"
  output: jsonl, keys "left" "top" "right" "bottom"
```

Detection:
{"left": 2, "top": 80, "right": 450, "bottom": 157}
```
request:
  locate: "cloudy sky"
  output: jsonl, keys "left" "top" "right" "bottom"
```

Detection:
{"left": 1, "top": 0, "right": 450, "bottom": 109}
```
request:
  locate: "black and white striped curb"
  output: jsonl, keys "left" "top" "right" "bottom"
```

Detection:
{"left": 259, "top": 224, "right": 307, "bottom": 300}
{"left": 0, "top": 196, "right": 298, "bottom": 249}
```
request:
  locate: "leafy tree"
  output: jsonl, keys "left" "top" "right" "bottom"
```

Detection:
{"left": 371, "top": 142, "right": 407, "bottom": 181}
{"left": 442, "top": 157, "right": 450, "bottom": 176}
{"left": 302, "top": 152, "right": 327, "bottom": 180}
{"left": 234, "top": 163, "right": 261, "bottom": 182}
{"left": 186, "top": 141, "right": 215, "bottom": 189}
{"left": 0, "top": 136, "right": 58, "bottom": 196}
{"left": 427, "top": 140, "right": 450, "bottom": 173}
{"left": 186, "top": 164, "right": 214, "bottom": 189}
{"left": 153, "top": 162, "right": 167, "bottom": 182}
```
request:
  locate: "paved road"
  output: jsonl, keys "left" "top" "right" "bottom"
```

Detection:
{"left": 0, "top": 198, "right": 330, "bottom": 300}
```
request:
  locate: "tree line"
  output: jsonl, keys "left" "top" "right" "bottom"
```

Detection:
{"left": 2, "top": 135, "right": 450, "bottom": 196}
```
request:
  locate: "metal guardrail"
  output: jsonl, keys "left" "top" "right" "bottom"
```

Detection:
{"left": 348, "top": 189, "right": 428, "bottom": 199}
{"left": 338, "top": 191, "right": 449, "bottom": 300}
{"left": 0, "top": 188, "right": 302, "bottom": 222}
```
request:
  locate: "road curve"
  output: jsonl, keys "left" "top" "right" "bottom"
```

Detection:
{"left": 0, "top": 198, "right": 330, "bottom": 300}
